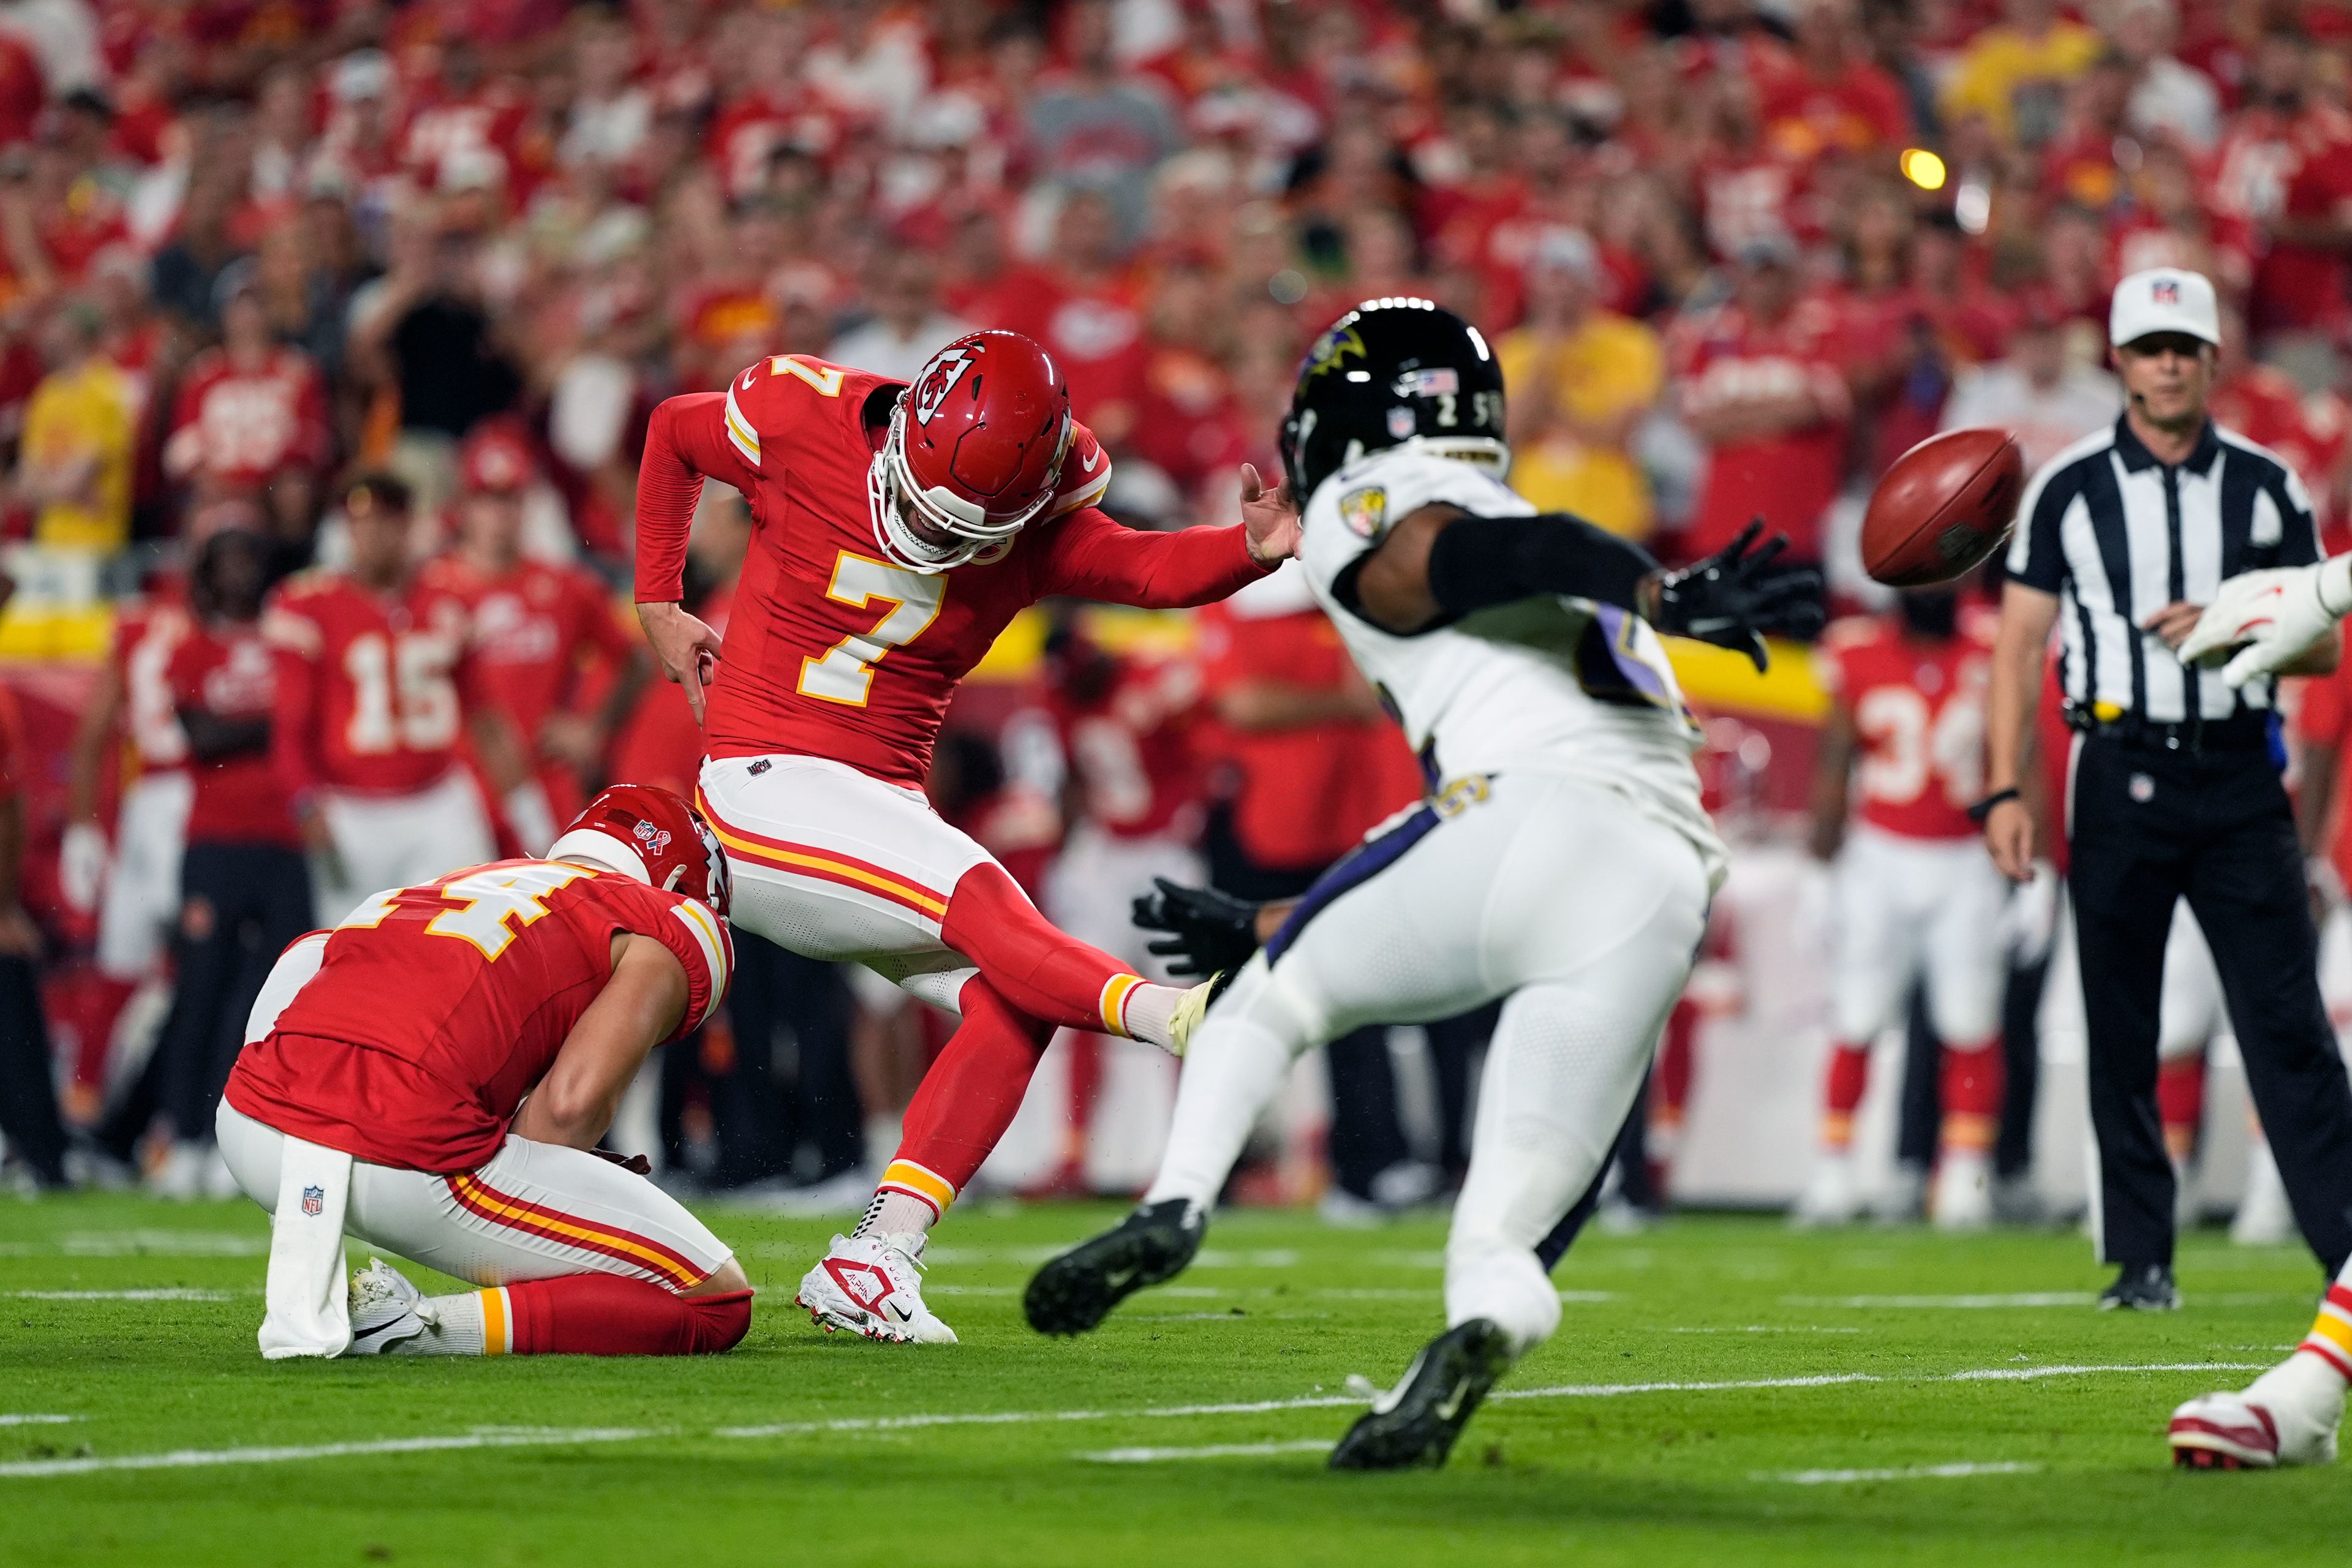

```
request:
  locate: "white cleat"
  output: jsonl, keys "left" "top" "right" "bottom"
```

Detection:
{"left": 1932, "top": 1152, "right": 1993, "bottom": 1232}
{"left": 1790, "top": 1155, "right": 1861, "bottom": 1228}
{"left": 2169, "top": 1388, "right": 2339, "bottom": 1469}
{"left": 796, "top": 1232, "right": 957, "bottom": 1344}
{"left": 345, "top": 1257, "right": 428, "bottom": 1356}
{"left": 147, "top": 1140, "right": 208, "bottom": 1202}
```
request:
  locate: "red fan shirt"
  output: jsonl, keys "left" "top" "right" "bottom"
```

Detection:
{"left": 164, "top": 347, "right": 331, "bottom": 490}
{"left": 1669, "top": 298, "right": 1852, "bottom": 562}
{"left": 1816, "top": 612, "right": 1996, "bottom": 841}
{"left": 168, "top": 620, "right": 297, "bottom": 848}
{"left": 631, "top": 354, "right": 1267, "bottom": 790}
{"left": 224, "top": 861, "right": 732, "bottom": 1172}
{"left": 262, "top": 568, "right": 479, "bottom": 799}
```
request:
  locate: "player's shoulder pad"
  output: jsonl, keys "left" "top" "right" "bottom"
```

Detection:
{"left": 605, "top": 874, "right": 734, "bottom": 1034}
{"left": 1308, "top": 447, "right": 1528, "bottom": 549}
{"left": 260, "top": 572, "right": 339, "bottom": 654}
{"left": 724, "top": 353, "right": 886, "bottom": 469}
{"left": 1047, "top": 421, "right": 1111, "bottom": 518}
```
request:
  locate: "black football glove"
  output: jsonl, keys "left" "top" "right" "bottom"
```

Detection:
{"left": 1132, "top": 877, "right": 1263, "bottom": 985}
{"left": 1644, "top": 518, "right": 1825, "bottom": 671}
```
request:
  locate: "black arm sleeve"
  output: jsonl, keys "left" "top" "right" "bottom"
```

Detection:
{"left": 1420, "top": 511, "right": 1658, "bottom": 619}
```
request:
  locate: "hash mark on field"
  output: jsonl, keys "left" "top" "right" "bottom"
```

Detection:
{"left": 1670, "top": 1325, "right": 1862, "bottom": 1334}
{"left": 0, "top": 1231, "right": 267, "bottom": 1258}
{"left": 1763, "top": 1461, "right": 2043, "bottom": 1485}
{"left": 1784, "top": 1292, "right": 2097, "bottom": 1308}
{"left": 1079, "top": 1441, "right": 1331, "bottom": 1463}
{"left": 0, "top": 1415, "right": 78, "bottom": 1427}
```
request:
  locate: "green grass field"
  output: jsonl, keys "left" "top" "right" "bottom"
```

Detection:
{"left": 1, "top": 1192, "right": 2346, "bottom": 1566}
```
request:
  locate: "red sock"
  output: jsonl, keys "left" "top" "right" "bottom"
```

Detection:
{"left": 1656, "top": 997, "right": 1697, "bottom": 1125}
{"left": 880, "top": 973, "right": 1057, "bottom": 1218}
{"left": 1938, "top": 1038, "right": 2004, "bottom": 1153}
{"left": 1821, "top": 1042, "right": 1871, "bottom": 1150}
{"left": 941, "top": 862, "right": 1150, "bottom": 1037}
{"left": 1061, "top": 1030, "right": 1105, "bottom": 1175}
{"left": 501, "top": 1276, "right": 751, "bottom": 1355}
{"left": 2159, "top": 1055, "right": 2207, "bottom": 1159}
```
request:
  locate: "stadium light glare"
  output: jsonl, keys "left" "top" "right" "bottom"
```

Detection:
{"left": 1900, "top": 148, "right": 1948, "bottom": 191}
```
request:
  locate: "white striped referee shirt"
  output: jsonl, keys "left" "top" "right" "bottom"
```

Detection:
{"left": 2004, "top": 413, "right": 2322, "bottom": 723}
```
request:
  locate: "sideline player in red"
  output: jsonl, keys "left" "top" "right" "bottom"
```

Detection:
{"left": 216, "top": 784, "right": 747, "bottom": 1359}
{"left": 1797, "top": 587, "right": 2009, "bottom": 1229}
{"left": 424, "top": 423, "right": 649, "bottom": 839}
{"left": 265, "top": 473, "right": 532, "bottom": 925}
{"left": 633, "top": 330, "right": 1295, "bottom": 1342}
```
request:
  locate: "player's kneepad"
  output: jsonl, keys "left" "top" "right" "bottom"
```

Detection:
{"left": 686, "top": 1289, "right": 755, "bottom": 1354}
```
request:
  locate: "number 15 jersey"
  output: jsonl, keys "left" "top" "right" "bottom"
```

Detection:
{"left": 225, "top": 861, "right": 732, "bottom": 1172}
{"left": 632, "top": 353, "right": 1269, "bottom": 790}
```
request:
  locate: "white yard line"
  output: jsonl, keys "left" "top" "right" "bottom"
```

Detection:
{"left": 0, "top": 1415, "right": 78, "bottom": 1427}
{"left": 1763, "top": 1461, "right": 2045, "bottom": 1485}
{"left": 1784, "top": 1293, "right": 2098, "bottom": 1308}
{"left": 0, "top": 1427, "right": 652, "bottom": 1479}
{"left": 1672, "top": 1326, "right": 1862, "bottom": 1335}
{"left": 9, "top": 1289, "right": 238, "bottom": 1302}
{"left": 1080, "top": 1441, "right": 1332, "bottom": 1463}
{"left": 0, "top": 1361, "right": 2271, "bottom": 1482}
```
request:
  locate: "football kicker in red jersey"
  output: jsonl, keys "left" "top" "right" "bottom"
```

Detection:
{"left": 631, "top": 330, "right": 1298, "bottom": 1343}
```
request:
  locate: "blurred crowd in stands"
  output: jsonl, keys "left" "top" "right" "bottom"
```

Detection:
{"left": 1, "top": 0, "right": 2350, "bottom": 1212}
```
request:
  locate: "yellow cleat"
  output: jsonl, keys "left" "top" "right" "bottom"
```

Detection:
{"left": 1163, "top": 977, "right": 1221, "bottom": 1058}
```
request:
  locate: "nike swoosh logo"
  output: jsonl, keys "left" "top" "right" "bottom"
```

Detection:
{"left": 350, "top": 1315, "right": 406, "bottom": 1344}
{"left": 1080, "top": 447, "right": 1102, "bottom": 475}
{"left": 741, "top": 369, "right": 758, "bottom": 392}
{"left": 1433, "top": 1377, "right": 1469, "bottom": 1423}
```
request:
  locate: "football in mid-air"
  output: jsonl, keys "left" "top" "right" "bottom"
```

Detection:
{"left": 1861, "top": 427, "right": 2026, "bottom": 588}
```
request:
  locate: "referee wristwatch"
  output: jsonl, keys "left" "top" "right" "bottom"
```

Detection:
{"left": 1966, "top": 787, "right": 2021, "bottom": 825}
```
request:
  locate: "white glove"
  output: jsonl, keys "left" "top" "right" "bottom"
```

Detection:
{"left": 59, "top": 822, "right": 107, "bottom": 913}
{"left": 2179, "top": 556, "right": 2352, "bottom": 687}
{"left": 505, "top": 780, "right": 560, "bottom": 858}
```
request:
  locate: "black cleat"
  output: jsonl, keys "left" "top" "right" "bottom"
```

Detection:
{"left": 2099, "top": 1262, "right": 2180, "bottom": 1311}
{"left": 1023, "top": 1198, "right": 1205, "bottom": 1336}
{"left": 1328, "top": 1319, "right": 1515, "bottom": 1471}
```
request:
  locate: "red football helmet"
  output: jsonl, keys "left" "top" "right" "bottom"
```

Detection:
{"left": 870, "top": 330, "right": 1074, "bottom": 572}
{"left": 547, "top": 783, "right": 730, "bottom": 919}
{"left": 459, "top": 418, "right": 535, "bottom": 496}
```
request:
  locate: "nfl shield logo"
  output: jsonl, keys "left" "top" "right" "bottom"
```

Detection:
{"left": 2152, "top": 279, "right": 2180, "bottom": 305}
{"left": 1386, "top": 406, "right": 1416, "bottom": 439}
{"left": 301, "top": 1185, "right": 325, "bottom": 1218}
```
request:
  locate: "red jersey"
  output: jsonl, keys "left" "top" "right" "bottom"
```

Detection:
{"left": 224, "top": 860, "right": 731, "bottom": 1172}
{"left": 1669, "top": 298, "right": 1852, "bottom": 561}
{"left": 420, "top": 554, "right": 636, "bottom": 743}
{"left": 262, "top": 568, "right": 478, "bottom": 799}
{"left": 1047, "top": 655, "right": 1202, "bottom": 842}
{"left": 2215, "top": 105, "right": 2352, "bottom": 335}
{"left": 1194, "top": 601, "right": 1419, "bottom": 871}
{"left": 113, "top": 598, "right": 193, "bottom": 777}
{"left": 168, "top": 621, "right": 296, "bottom": 849}
{"left": 633, "top": 353, "right": 1269, "bottom": 790}
{"left": 1816, "top": 612, "right": 1994, "bottom": 841}
{"left": 163, "top": 347, "right": 331, "bottom": 490}
{"left": 2294, "top": 629, "right": 2352, "bottom": 891}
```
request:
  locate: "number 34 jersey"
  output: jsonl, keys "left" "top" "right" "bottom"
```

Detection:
{"left": 1814, "top": 612, "right": 1995, "bottom": 842}
{"left": 1295, "top": 446, "right": 1725, "bottom": 880}
{"left": 224, "top": 861, "right": 733, "bottom": 1172}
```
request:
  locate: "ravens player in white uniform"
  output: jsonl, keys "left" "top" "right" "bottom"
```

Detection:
{"left": 1023, "top": 299, "right": 1822, "bottom": 1468}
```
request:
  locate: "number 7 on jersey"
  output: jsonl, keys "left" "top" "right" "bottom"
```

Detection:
{"left": 797, "top": 551, "right": 944, "bottom": 706}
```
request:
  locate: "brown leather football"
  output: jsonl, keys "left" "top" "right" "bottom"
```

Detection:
{"left": 1861, "top": 427, "right": 2027, "bottom": 589}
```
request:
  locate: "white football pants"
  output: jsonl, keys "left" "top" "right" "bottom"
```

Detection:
{"left": 1143, "top": 771, "right": 1715, "bottom": 1353}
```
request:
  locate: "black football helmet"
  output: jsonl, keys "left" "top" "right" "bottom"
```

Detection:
{"left": 1279, "top": 297, "right": 1508, "bottom": 503}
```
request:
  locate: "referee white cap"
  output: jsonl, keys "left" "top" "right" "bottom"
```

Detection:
{"left": 2109, "top": 267, "right": 2220, "bottom": 349}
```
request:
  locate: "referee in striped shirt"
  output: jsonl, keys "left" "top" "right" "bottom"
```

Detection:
{"left": 1982, "top": 268, "right": 2352, "bottom": 1309}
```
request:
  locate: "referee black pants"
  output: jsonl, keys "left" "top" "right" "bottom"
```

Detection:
{"left": 2068, "top": 736, "right": 2352, "bottom": 1273}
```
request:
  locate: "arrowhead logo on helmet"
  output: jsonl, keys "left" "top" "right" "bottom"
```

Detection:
{"left": 911, "top": 346, "right": 977, "bottom": 426}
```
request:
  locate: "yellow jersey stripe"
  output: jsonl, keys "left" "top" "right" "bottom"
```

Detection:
{"left": 452, "top": 1175, "right": 699, "bottom": 1287}
{"left": 1098, "top": 973, "right": 1145, "bottom": 1037}
{"left": 723, "top": 386, "right": 760, "bottom": 466}
{"left": 706, "top": 825, "right": 949, "bottom": 918}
